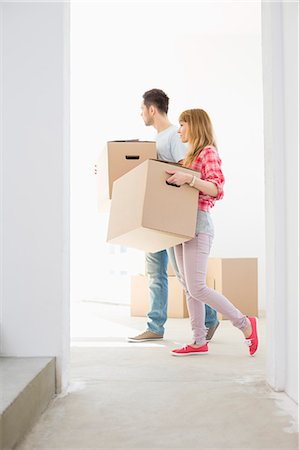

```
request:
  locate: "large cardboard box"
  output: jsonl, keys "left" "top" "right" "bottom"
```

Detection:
{"left": 96, "top": 140, "right": 156, "bottom": 211}
{"left": 107, "top": 159, "right": 198, "bottom": 253}
{"left": 206, "top": 258, "right": 258, "bottom": 319}
{"left": 131, "top": 274, "right": 188, "bottom": 318}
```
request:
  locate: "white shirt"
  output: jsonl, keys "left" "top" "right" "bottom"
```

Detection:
{"left": 155, "top": 125, "right": 187, "bottom": 162}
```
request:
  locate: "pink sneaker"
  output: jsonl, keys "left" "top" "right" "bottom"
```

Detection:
{"left": 171, "top": 343, "right": 208, "bottom": 356}
{"left": 245, "top": 316, "right": 259, "bottom": 356}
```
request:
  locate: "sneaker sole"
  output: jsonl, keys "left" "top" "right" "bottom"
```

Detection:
{"left": 171, "top": 352, "right": 208, "bottom": 357}
{"left": 127, "top": 337, "right": 164, "bottom": 343}
{"left": 250, "top": 316, "right": 259, "bottom": 357}
{"left": 245, "top": 316, "right": 259, "bottom": 356}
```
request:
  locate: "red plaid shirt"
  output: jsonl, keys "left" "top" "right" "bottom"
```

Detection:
{"left": 188, "top": 146, "right": 225, "bottom": 212}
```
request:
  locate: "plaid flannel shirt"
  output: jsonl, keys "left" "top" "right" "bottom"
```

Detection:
{"left": 189, "top": 146, "right": 225, "bottom": 212}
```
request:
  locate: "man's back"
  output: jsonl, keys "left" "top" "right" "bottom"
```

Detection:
{"left": 156, "top": 124, "right": 187, "bottom": 162}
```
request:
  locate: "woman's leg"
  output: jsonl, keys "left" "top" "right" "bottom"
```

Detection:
{"left": 169, "top": 246, "right": 218, "bottom": 333}
{"left": 174, "top": 243, "right": 206, "bottom": 345}
{"left": 182, "top": 233, "right": 249, "bottom": 340}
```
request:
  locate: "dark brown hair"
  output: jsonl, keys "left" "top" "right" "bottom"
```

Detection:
{"left": 142, "top": 89, "right": 169, "bottom": 114}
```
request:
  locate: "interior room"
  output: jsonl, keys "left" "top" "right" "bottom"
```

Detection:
{"left": 0, "top": 1, "right": 297, "bottom": 449}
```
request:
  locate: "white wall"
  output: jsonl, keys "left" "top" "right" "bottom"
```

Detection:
{"left": 71, "top": 2, "right": 265, "bottom": 309}
{"left": 0, "top": 2, "right": 70, "bottom": 392}
{"left": 283, "top": 1, "right": 298, "bottom": 405}
{"left": 261, "top": 1, "right": 298, "bottom": 403}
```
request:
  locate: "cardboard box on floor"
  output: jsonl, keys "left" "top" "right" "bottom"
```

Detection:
{"left": 96, "top": 140, "right": 157, "bottom": 212}
{"left": 133, "top": 257, "right": 257, "bottom": 321}
{"left": 206, "top": 258, "right": 258, "bottom": 319}
{"left": 131, "top": 274, "right": 188, "bottom": 318}
{"left": 107, "top": 159, "right": 198, "bottom": 253}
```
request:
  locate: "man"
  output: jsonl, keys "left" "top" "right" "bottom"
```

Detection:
{"left": 128, "top": 89, "right": 219, "bottom": 342}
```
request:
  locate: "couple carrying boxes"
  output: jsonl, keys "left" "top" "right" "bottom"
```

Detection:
{"left": 104, "top": 89, "right": 258, "bottom": 357}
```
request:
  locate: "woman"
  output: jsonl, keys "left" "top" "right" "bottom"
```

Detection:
{"left": 165, "top": 109, "right": 258, "bottom": 356}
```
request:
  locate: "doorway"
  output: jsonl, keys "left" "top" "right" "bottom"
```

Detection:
{"left": 70, "top": 2, "right": 265, "bottom": 342}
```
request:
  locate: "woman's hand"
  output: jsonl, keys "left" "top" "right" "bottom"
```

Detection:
{"left": 166, "top": 169, "right": 218, "bottom": 196}
{"left": 165, "top": 170, "right": 192, "bottom": 186}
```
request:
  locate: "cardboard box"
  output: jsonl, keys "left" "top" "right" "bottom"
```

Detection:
{"left": 107, "top": 159, "right": 198, "bottom": 253}
{"left": 131, "top": 258, "right": 257, "bottom": 321}
{"left": 167, "top": 262, "right": 176, "bottom": 277}
{"left": 96, "top": 140, "right": 156, "bottom": 211}
{"left": 206, "top": 258, "right": 258, "bottom": 319}
{"left": 131, "top": 274, "right": 188, "bottom": 318}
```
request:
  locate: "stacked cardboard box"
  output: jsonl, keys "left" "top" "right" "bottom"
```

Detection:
{"left": 206, "top": 258, "right": 258, "bottom": 319}
{"left": 131, "top": 258, "right": 258, "bottom": 319}
{"left": 96, "top": 140, "right": 157, "bottom": 212}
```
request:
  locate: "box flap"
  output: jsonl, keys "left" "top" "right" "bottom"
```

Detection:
{"left": 148, "top": 158, "right": 198, "bottom": 173}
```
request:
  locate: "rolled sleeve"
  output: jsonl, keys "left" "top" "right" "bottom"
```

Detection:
{"left": 202, "top": 148, "right": 225, "bottom": 200}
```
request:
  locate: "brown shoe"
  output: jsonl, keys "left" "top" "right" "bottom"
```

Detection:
{"left": 128, "top": 330, "right": 164, "bottom": 343}
{"left": 206, "top": 321, "right": 220, "bottom": 342}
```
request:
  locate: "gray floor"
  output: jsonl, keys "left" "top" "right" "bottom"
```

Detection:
{"left": 17, "top": 302, "right": 298, "bottom": 450}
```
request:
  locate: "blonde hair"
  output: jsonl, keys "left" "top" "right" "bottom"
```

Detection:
{"left": 179, "top": 109, "right": 217, "bottom": 167}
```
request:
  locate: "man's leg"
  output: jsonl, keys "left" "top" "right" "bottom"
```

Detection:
{"left": 146, "top": 250, "right": 168, "bottom": 336}
{"left": 128, "top": 250, "right": 168, "bottom": 342}
{"left": 205, "top": 305, "right": 220, "bottom": 342}
{"left": 205, "top": 304, "right": 218, "bottom": 328}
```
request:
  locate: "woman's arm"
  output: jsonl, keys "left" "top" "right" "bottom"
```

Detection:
{"left": 165, "top": 170, "right": 218, "bottom": 197}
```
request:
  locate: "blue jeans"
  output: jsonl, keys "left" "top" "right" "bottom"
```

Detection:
{"left": 145, "top": 248, "right": 218, "bottom": 336}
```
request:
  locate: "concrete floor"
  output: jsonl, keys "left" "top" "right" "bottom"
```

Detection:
{"left": 16, "top": 302, "right": 298, "bottom": 450}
